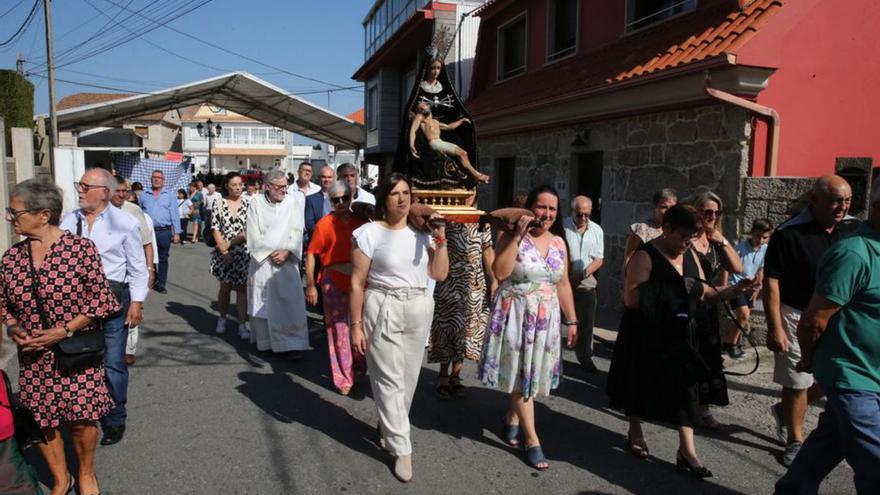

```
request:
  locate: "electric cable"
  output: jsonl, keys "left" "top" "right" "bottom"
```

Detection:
{"left": 0, "top": 0, "right": 40, "bottom": 47}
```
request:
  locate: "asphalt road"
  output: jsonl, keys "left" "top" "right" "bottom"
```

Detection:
{"left": 4, "top": 243, "right": 857, "bottom": 494}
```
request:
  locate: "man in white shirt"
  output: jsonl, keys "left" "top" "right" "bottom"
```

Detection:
{"left": 563, "top": 196, "right": 604, "bottom": 372}
{"left": 205, "top": 183, "right": 222, "bottom": 217}
{"left": 336, "top": 162, "right": 375, "bottom": 206}
{"left": 289, "top": 161, "right": 322, "bottom": 197}
{"left": 61, "top": 167, "right": 148, "bottom": 446}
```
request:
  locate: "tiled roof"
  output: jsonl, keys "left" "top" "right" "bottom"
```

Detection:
{"left": 346, "top": 108, "right": 365, "bottom": 124}
{"left": 57, "top": 92, "right": 133, "bottom": 110}
{"left": 468, "top": 0, "right": 782, "bottom": 118}
{"left": 57, "top": 92, "right": 170, "bottom": 122}
{"left": 613, "top": 0, "right": 782, "bottom": 82}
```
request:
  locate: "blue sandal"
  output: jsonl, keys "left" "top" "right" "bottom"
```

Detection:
{"left": 501, "top": 418, "right": 520, "bottom": 447}
{"left": 526, "top": 445, "right": 549, "bottom": 470}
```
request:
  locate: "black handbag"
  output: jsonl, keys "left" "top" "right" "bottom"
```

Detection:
{"left": 27, "top": 240, "right": 106, "bottom": 373}
{"left": 1, "top": 370, "right": 46, "bottom": 452}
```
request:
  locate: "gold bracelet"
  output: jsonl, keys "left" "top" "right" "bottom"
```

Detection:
{"left": 351, "top": 320, "right": 362, "bottom": 327}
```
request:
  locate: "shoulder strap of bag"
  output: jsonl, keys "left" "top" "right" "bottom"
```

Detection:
{"left": 76, "top": 216, "right": 82, "bottom": 237}
{"left": 25, "top": 242, "right": 53, "bottom": 331}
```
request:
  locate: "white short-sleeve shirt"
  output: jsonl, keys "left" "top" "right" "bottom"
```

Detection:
{"left": 353, "top": 222, "right": 432, "bottom": 288}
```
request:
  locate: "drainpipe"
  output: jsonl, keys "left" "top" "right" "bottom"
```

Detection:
{"left": 704, "top": 74, "right": 780, "bottom": 176}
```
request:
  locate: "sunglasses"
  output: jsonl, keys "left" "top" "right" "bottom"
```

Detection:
{"left": 574, "top": 213, "right": 590, "bottom": 218}
{"left": 703, "top": 209, "right": 722, "bottom": 218}
{"left": 330, "top": 195, "right": 351, "bottom": 204}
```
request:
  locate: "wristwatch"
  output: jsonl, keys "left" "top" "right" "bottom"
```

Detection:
{"left": 64, "top": 323, "right": 74, "bottom": 338}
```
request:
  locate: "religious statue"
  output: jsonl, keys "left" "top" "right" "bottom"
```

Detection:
{"left": 394, "top": 32, "right": 488, "bottom": 190}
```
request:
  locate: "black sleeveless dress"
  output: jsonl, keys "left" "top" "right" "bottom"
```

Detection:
{"left": 693, "top": 243, "right": 730, "bottom": 407}
{"left": 606, "top": 242, "right": 703, "bottom": 426}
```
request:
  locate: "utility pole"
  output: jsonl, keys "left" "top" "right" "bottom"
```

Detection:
{"left": 43, "top": 0, "right": 58, "bottom": 174}
{"left": 16, "top": 53, "right": 24, "bottom": 75}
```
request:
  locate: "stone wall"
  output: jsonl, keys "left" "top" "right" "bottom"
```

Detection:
{"left": 739, "top": 176, "right": 815, "bottom": 230}
{"left": 477, "top": 103, "right": 753, "bottom": 310}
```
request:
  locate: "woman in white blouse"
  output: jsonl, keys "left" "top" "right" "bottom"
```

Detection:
{"left": 350, "top": 173, "right": 448, "bottom": 483}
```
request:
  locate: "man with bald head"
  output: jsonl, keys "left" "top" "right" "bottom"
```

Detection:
{"left": 61, "top": 167, "right": 149, "bottom": 446}
{"left": 563, "top": 195, "right": 604, "bottom": 371}
{"left": 763, "top": 174, "right": 859, "bottom": 466}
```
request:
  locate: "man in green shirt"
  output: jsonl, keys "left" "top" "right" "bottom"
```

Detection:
{"left": 775, "top": 180, "right": 880, "bottom": 495}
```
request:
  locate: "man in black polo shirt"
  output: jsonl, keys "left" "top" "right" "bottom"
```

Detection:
{"left": 763, "top": 175, "right": 858, "bottom": 466}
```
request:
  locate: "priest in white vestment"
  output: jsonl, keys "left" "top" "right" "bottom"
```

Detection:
{"left": 246, "top": 170, "right": 310, "bottom": 360}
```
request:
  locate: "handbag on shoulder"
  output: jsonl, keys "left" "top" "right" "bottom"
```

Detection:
{"left": 27, "top": 238, "right": 106, "bottom": 373}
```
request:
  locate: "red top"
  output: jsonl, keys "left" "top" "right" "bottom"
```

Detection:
{"left": 306, "top": 213, "right": 366, "bottom": 292}
{"left": 0, "top": 373, "right": 13, "bottom": 441}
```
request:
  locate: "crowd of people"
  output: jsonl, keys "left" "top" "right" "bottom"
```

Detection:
{"left": 0, "top": 163, "right": 877, "bottom": 493}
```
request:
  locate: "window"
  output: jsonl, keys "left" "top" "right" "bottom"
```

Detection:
{"left": 497, "top": 14, "right": 527, "bottom": 80}
{"left": 401, "top": 68, "right": 416, "bottom": 110}
{"left": 626, "top": 0, "right": 697, "bottom": 32}
{"left": 364, "top": 0, "right": 431, "bottom": 59}
{"left": 251, "top": 128, "right": 268, "bottom": 145}
{"left": 267, "top": 129, "right": 284, "bottom": 145}
{"left": 547, "top": 0, "right": 578, "bottom": 62}
{"left": 233, "top": 127, "right": 250, "bottom": 145}
{"left": 367, "top": 85, "right": 379, "bottom": 130}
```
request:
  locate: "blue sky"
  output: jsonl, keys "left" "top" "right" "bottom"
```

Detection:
{"left": 1, "top": 0, "right": 369, "bottom": 137}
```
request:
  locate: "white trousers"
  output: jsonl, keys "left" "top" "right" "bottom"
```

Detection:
{"left": 364, "top": 287, "right": 434, "bottom": 456}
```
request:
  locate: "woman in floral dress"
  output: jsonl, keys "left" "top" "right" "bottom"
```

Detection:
{"left": 1, "top": 179, "right": 119, "bottom": 495}
{"left": 478, "top": 184, "right": 578, "bottom": 470}
{"left": 210, "top": 172, "right": 251, "bottom": 339}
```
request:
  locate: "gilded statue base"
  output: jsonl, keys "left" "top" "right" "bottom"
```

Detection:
{"left": 412, "top": 188, "right": 483, "bottom": 224}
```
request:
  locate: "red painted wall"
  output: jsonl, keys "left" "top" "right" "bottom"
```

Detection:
{"left": 472, "top": 0, "right": 626, "bottom": 91}
{"left": 739, "top": 0, "right": 880, "bottom": 177}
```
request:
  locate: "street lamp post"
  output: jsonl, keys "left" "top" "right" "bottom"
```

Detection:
{"left": 197, "top": 119, "right": 222, "bottom": 175}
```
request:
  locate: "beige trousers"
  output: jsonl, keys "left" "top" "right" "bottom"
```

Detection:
{"left": 364, "top": 286, "right": 434, "bottom": 456}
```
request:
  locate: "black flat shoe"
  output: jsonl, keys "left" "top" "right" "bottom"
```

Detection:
{"left": 676, "top": 450, "right": 712, "bottom": 479}
{"left": 100, "top": 425, "right": 125, "bottom": 446}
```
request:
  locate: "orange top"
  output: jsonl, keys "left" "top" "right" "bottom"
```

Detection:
{"left": 306, "top": 213, "right": 367, "bottom": 292}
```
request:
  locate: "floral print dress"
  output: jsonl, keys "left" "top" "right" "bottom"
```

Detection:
{"left": 478, "top": 235, "right": 565, "bottom": 399}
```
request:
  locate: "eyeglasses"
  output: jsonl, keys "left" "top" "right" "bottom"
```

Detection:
{"left": 703, "top": 209, "right": 722, "bottom": 218}
{"left": 74, "top": 182, "right": 109, "bottom": 192}
{"left": 330, "top": 195, "right": 351, "bottom": 204}
{"left": 574, "top": 213, "right": 590, "bottom": 218}
{"left": 266, "top": 183, "right": 288, "bottom": 193}
{"left": 5, "top": 206, "right": 35, "bottom": 218}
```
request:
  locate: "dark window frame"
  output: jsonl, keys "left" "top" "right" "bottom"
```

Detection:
{"left": 546, "top": 0, "right": 579, "bottom": 64}
{"left": 496, "top": 11, "right": 529, "bottom": 82}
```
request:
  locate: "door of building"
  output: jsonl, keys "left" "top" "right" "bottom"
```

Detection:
{"left": 496, "top": 157, "right": 516, "bottom": 208}
{"left": 574, "top": 151, "right": 603, "bottom": 223}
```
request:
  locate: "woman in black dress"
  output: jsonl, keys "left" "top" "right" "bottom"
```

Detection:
{"left": 687, "top": 190, "right": 743, "bottom": 430}
{"left": 607, "top": 204, "right": 756, "bottom": 478}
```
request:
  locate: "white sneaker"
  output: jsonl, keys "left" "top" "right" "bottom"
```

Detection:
{"left": 238, "top": 322, "right": 251, "bottom": 340}
{"left": 215, "top": 318, "right": 226, "bottom": 334}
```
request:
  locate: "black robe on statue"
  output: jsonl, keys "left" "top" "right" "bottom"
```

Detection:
{"left": 393, "top": 58, "right": 480, "bottom": 190}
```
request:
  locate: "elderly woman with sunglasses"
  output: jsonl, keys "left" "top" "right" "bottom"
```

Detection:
{"left": 687, "top": 189, "right": 744, "bottom": 430}
{"left": 304, "top": 180, "right": 368, "bottom": 395}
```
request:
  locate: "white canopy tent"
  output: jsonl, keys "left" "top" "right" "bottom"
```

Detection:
{"left": 55, "top": 72, "right": 364, "bottom": 149}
